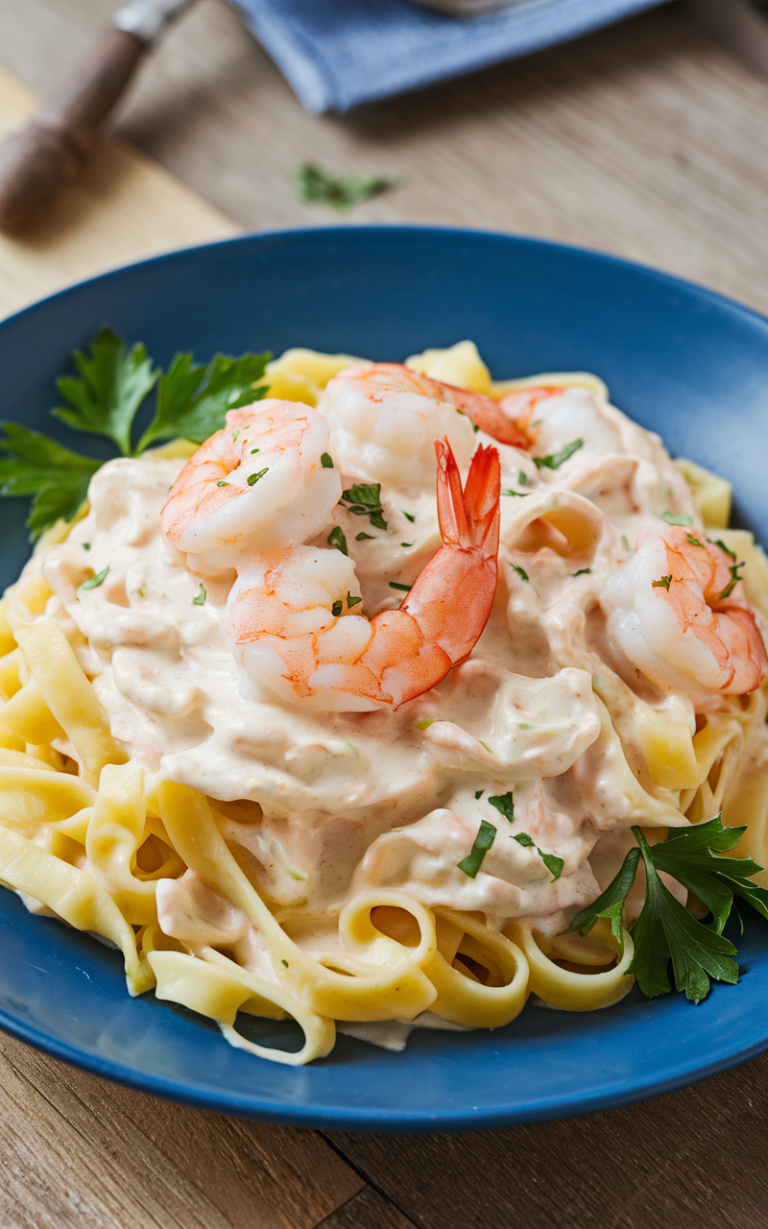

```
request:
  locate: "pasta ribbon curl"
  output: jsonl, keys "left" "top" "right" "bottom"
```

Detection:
{"left": 507, "top": 919, "right": 634, "bottom": 1011}
{"left": 86, "top": 762, "right": 160, "bottom": 927}
{"left": 14, "top": 620, "right": 126, "bottom": 774}
{"left": 0, "top": 826, "right": 152, "bottom": 995}
{"left": 157, "top": 781, "right": 438, "bottom": 1022}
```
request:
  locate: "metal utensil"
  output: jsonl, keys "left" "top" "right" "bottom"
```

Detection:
{"left": 0, "top": 0, "right": 196, "bottom": 232}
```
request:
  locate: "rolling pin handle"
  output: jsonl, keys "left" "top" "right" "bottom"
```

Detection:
{"left": 0, "top": 28, "right": 147, "bottom": 233}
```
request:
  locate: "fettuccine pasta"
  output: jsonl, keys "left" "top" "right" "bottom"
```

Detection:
{"left": 1, "top": 339, "right": 767, "bottom": 1065}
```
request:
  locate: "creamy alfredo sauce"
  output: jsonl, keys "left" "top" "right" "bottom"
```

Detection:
{"left": 37, "top": 386, "right": 699, "bottom": 944}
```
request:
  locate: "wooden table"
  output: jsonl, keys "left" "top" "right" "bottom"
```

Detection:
{"left": 2, "top": 2, "right": 768, "bottom": 1225}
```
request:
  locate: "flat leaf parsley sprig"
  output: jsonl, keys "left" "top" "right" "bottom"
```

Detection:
{"left": 0, "top": 327, "right": 270, "bottom": 540}
{"left": 565, "top": 816, "right": 768, "bottom": 1004}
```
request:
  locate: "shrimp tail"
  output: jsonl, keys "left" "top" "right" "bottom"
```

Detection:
{"left": 395, "top": 440, "right": 500, "bottom": 668}
{"left": 435, "top": 438, "right": 500, "bottom": 558}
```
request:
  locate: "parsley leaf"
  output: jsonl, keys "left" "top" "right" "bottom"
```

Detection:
{"left": 534, "top": 438, "right": 583, "bottom": 470}
{"left": 76, "top": 565, "right": 109, "bottom": 600}
{"left": 192, "top": 583, "right": 206, "bottom": 606}
{"left": 294, "top": 162, "right": 399, "bottom": 212}
{"left": 661, "top": 511, "right": 693, "bottom": 527}
{"left": 565, "top": 847, "right": 641, "bottom": 953}
{"left": 565, "top": 816, "right": 768, "bottom": 1004}
{"left": 510, "top": 563, "right": 529, "bottom": 582}
{"left": 632, "top": 828, "right": 738, "bottom": 1002}
{"left": 512, "top": 831, "right": 564, "bottom": 880}
{"left": 458, "top": 819, "right": 497, "bottom": 878}
{"left": 712, "top": 538, "right": 736, "bottom": 561}
{"left": 488, "top": 792, "right": 515, "bottom": 822}
{"left": 342, "top": 483, "right": 388, "bottom": 530}
{"left": 53, "top": 327, "right": 160, "bottom": 457}
{"left": 137, "top": 351, "right": 269, "bottom": 452}
{"left": 0, "top": 424, "right": 101, "bottom": 540}
{"left": 718, "top": 561, "right": 745, "bottom": 601}
{"left": 0, "top": 328, "right": 272, "bottom": 541}
{"left": 652, "top": 574, "right": 672, "bottom": 591}
{"left": 327, "top": 526, "right": 348, "bottom": 556}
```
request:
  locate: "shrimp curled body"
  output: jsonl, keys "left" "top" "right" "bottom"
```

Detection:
{"left": 320, "top": 362, "right": 528, "bottom": 489}
{"left": 160, "top": 398, "right": 501, "bottom": 712}
{"left": 602, "top": 525, "right": 767, "bottom": 701}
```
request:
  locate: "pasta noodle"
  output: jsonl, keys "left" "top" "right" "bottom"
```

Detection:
{"left": 1, "top": 339, "right": 766, "bottom": 1064}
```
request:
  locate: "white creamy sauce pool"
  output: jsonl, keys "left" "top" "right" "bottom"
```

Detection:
{"left": 37, "top": 387, "right": 698, "bottom": 927}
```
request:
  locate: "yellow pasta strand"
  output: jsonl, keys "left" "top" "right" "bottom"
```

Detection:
{"left": 406, "top": 340, "right": 493, "bottom": 393}
{"left": 0, "top": 766, "right": 95, "bottom": 825}
{"left": 158, "top": 781, "right": 437, "bottom": 1022}
{"left": 86, "top": 762, "right": 158, "bottom": 926}
{"left": 0, "top": 826, "right": 152, "bottom": 994}
{"left": 0, "top": 679, "right": 65, "bottom": 744}
{"left": 425, "top": 910, "right": 530, "bottom": 1029}
{"left": 15, "top": 620, "right": 126, "bottom": 774}
{"left": 507, "top": 920, "right": 634, "bottom": 1011}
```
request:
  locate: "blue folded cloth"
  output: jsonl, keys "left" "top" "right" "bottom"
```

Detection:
{"left": 233, "top": 0, "right": 669, "bottom": 113}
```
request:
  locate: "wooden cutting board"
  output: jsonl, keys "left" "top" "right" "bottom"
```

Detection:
{"left": 0, "top": 64, "right": 238, "bottom": 319}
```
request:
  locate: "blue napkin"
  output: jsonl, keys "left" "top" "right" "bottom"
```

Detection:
{"left": 233, "top": 0, "right": 669, "bottom": 113}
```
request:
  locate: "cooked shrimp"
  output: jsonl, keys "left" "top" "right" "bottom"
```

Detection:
{"left": 160, "top": 401, "right": 341, "bottom": 575}
{"left": 227, "top": 439, "right": 501, "bottom": 711}
{"left": 319, "top": 363, "right": 528, "bottom": 488}
{"left": 602, "top": 525, "right": 767, "bottom": 700}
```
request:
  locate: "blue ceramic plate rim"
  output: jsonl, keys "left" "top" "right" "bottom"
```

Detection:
{"left": 1, "top": 224, "right": 767, "bottom": 1133}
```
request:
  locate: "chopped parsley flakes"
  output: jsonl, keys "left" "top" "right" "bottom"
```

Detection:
{"left": 76, "top": 565, "right": 109, "bottom": 600}
{"left": 534, "top": 438, "right": 583, "bottom": 470}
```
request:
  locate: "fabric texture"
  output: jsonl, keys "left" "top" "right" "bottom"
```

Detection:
{"left": 232, "top": 0, "right": 670, "bottom": 114}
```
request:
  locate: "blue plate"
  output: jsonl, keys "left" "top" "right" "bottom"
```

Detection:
{"left": 1, "top": 226, "right": 767, "bottom": 1132}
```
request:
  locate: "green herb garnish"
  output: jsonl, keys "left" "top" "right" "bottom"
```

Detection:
{"left": 662, "top": 511, "right": 693, "bottom": 527}
{"left": 510, "top": 563, "right": 529, "bottom": 582}
{"left": 402, "top": 510, "right": 416, "bottom": 523}
{"left": 327, "top": 526, "right": 348, "bottom": 556}
{"left": 573, "top": 568, "right": 591, "bottom": 576}
{"left": 76, "top": 565, "right": 109, "bottom": 600}
{"left": 652, "top": 574, "right": 672, "bottom": 591}
{"left": 389, "top": 581, "right": 412, "bottom": 592}
{"left": 294, "top": 162, "right": 400, "bottom": 212}
{"left": 321, "top": 452, "right": 334, "bottom": 468}
{"left": 718, "top": 562, "right": 745, "bottom": 601}
{"left": 712, "top": 538, "right": 736, "bottom": 561}
{"left": 342, "top": 482, "right": 387, "bottom": 530}
{"left": 331, "top": 600, "right": 343, "bottom": 617}
{"left": 533, "top": 438, "right": 583, "bottom": 471}
{"left": 457, "top": 820, "right": 497, "bottom": 879}
{"left": 622, "top": 534, "right": 631, "bottom": 552}
{"left": 511, "top": 826, "right": 564, "bottom": 881}
{"left": 475, "top": 790, "right": 485, "bottom": 800}
{"left": 565, "top": 817, "right": 768, "bottom": 1002}
{"left": 0, "top": 327, "right": 270, "bottom": 540}
{"left": 192, "top": 583, "right": 206, "bottom": 606}
{"left": 346, "top": 592, "right": 362, "bottom": 608}
{"left": 247, "top": 468, "right": 269, "bottom": 487}
{"left": 686, "top": 535, "right": 704, "bottom": 548}
{"left": 488, "top": 792, "right": 514, "bottom": 823}
{"left": 519, "top": 472, "right": 528, "bottom": 485}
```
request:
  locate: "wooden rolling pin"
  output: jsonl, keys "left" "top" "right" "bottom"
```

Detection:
{"left": 0, "top": 0, "right": 195, "bottom": 232}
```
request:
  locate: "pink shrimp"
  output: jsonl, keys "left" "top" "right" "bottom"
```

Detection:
{"left": 160, "top": 401, "right": 341, "bottom": 575}
{"left": 603, "top": 524, "right": 767, "bottom": 700}
{"left": 321, "top": 363, "right": 532, "bottom": 463}
{"left": 227, "top": 439, "right": 501, "bottom": 711}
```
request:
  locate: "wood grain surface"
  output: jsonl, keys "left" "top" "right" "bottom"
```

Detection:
{"left": 1, "top": 2, "right": 768, "bottom": 1226}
